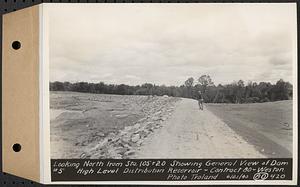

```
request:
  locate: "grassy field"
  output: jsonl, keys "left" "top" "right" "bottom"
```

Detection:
{"left": 206, "top": 100, "right": 293, "bottom": 157}
{"left": 50, "top": 91, "right": 179, "bottom": 158}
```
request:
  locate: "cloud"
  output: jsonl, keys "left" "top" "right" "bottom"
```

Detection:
{"left": 48, "top": 3, "right": 296, "bottom": 85}
{"left": 269, "top": 53, "right": 292, "bottom": 66}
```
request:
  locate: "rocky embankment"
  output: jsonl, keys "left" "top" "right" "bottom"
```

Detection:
{"left": 82, "top": 96, "right": 181, "bottom": 159}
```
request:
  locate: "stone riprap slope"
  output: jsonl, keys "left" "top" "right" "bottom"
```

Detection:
{"left": 50, "top": 91, "right": 181, "bottom": 159}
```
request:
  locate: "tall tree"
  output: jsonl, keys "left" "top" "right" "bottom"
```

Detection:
{"left": 184, "top": 77, "right": 194, "bottom": 87}
{"left": 184, "top": 77, "right": 194, "bottom": 98}
{"left": 197, "top": 75, "right": 214, "bottom": 93}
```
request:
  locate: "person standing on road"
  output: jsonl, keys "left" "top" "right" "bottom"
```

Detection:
{"left": 197, "top": 90, "right": 204, "bottom": 110}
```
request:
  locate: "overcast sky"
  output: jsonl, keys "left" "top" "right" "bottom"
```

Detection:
{"left": 48, "top": 3, "right": 296, "bottom": 86}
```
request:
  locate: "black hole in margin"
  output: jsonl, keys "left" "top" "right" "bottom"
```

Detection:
{"left": 12, "top": 41, "right": 21, "bottom": 50}
{"left": 12, "top": 143, "right": 22, "bottom": 152}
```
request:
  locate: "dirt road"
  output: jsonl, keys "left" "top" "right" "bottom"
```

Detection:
{"left": 136, "top": 98, "right": 264, "bottom": 158}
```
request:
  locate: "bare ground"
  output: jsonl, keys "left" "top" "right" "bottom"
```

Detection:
{"left": 51, "top": 92, "right": 291, "bottom": 159}
{"left": 50, "top": 91, "right": 180, "bottom": 158}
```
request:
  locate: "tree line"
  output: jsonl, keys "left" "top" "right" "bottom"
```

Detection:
{"left": 50, "top": 75, "right": 292, "bottom": 103}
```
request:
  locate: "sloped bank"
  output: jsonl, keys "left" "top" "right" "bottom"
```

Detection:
{"left": 82, "top": 96, "right": 181, "bottom": 159}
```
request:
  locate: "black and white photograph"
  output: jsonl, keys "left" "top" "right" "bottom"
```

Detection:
{"left": 48, "top": 3, "right": 296, "bottom": 160}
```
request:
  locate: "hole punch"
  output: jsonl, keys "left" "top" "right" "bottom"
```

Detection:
{"left": 12, "top": 143, "right": 22, "bottom": 152}
{"left": 12, "top": 41, "right": 21, "bottom": 50}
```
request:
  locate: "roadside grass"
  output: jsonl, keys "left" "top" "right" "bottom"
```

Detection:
{"left": 206, "top": 100, "right": 293, "bottom": 157}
